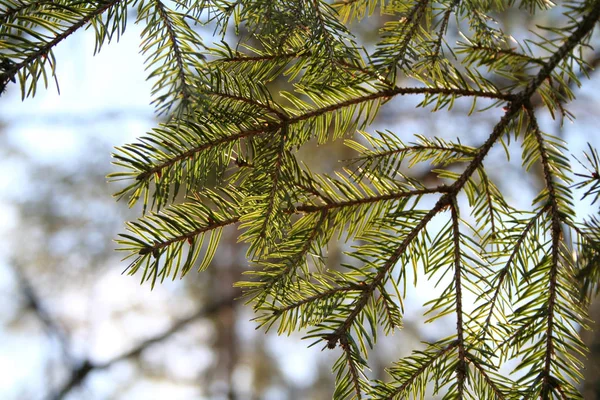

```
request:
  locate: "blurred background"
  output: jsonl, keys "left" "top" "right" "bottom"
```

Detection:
{"left": 1, "top": 4, "right": 600, "bottom": 400}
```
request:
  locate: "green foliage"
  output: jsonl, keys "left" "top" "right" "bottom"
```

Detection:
{"left": 3, "top": 0, "right": 600, "bottom": 398}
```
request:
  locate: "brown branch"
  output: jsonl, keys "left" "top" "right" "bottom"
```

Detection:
{"left": 137, "top": 187, "right": 446, "bottom": 258}
{"left": 135, "top": 127, "right": 272, "bottom": 181}
{"left": 520, "top": 4, "right": 600, "bottom": 100}
{"left": 288, "top": 87, "right": 513, "bottom": 126}
{"left": 295, "top": 186, "right": 449, "bottom": 213}
{"left": 450, "top": 202, "right": 466, "bottom": 397}
{"left": 0, "top": 0, "right": 63, "bottom": 25}
{"left": 358, "top": 144, "right": 477, "bottom": 166}
{"left": 409, "top": 48, "right": 600, "bottom": 186}
{"left": 49, "top": 297, "right": 236, "bottom": 400}
{"left": 331, "top": 0, "right": 363, "bottom": 7}
{"left": 331, "top": 192, "right": 451, "bottom": 341}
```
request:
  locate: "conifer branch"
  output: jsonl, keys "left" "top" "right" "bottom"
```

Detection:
{"left": 134, "top": 87, "right": 511, "bottom": 184}
{"left": 0, "top": 0, "right": 56, "bottom": 24}
{"left": 432, "top": 0, "right": 459, "bottom": 57}
{"left": 272, "top": 284, "right": 364, "bottom": 315}
{"left": 339, "top": 334, "right": 364, "bottom": 399}
{"left": 2, "top": 0, "right": 124, "bottom": 87}
{"left": 290, "top": 87, "right": 514, "bottom": 124}
{"left": 380, "top": 0, "right": 430, "bottom": 72}
{"left": 8, "top": 0, "right": 600, "bottom": 397}
{"left": 257, "top": 209, "right": 329, "bottom": 303}
{"left": 468, "top": 357, "right": 509, "bottom": 400}
{"left": 336, "top": 59, "right": 393, "bottom": 86}
{"left": 522, "top": 2, "right": 600, "bottom": 97}
{"left": 377, "top": 285, "right": 403, "bottom": 332}
{"left": 359, "top": 144, "right": 476, "bottom": 166}
{"left": 328, "top": 195, "right": 447, "bottom": 343}
{"left": 525, "top": 105, "right": 565, "bottom": 396}
{"left": 153, "top": 0, "right": 192, "bottom": 104}
{"left": 208, "top": 90, "right": 288, "bottom": 120}
{"left": 134, "top": 126, "right": 271, "bottom": 181}
{"left": 138, "top": 0, "right": 207, "bottom": 115}
{"left": 215, "top": 50, "right": 302, "bottom": 64}
{"left": 293, "top": 180, "right": 335, "bottom": 204}
{"left": 481, "top": 207, "right": 547, "bottom": 335}
{"left": 332, "top": 0, "right": 362, "bottom": 7}
{"left": 259, "top": 129, "right": 288, "bottom": 245}
{"left": 452, "top": 0, "right": 600, "bottom": 192}
{"left": 467, "top": 45, "right": 546, "bottom": 66}
{"left": 481, "top": 175, "right": 498, "bottom": 239}
{"left": 137, "top": 216, "right": 240, "bottom": 255}
{"left": 382, "top": 341, "right": 458, "bottom": 399}
{"left": 325, "top": 0, "right": 600, "bottom": 346}
{"left": 309, "top": 0, "right": 337, "bottom": 55}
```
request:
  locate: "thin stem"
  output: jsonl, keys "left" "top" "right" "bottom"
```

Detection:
{"left": 209, "top": 90, "right": 288, "bottom": 120}
{"left": 272, "top": 284, "right": 364, "bottom": 315}
{"left": 450, "top": 201, "right": 466, "bottom": 398}
{"left": 295, "top": 186, "right": 448, "bottom": 213}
